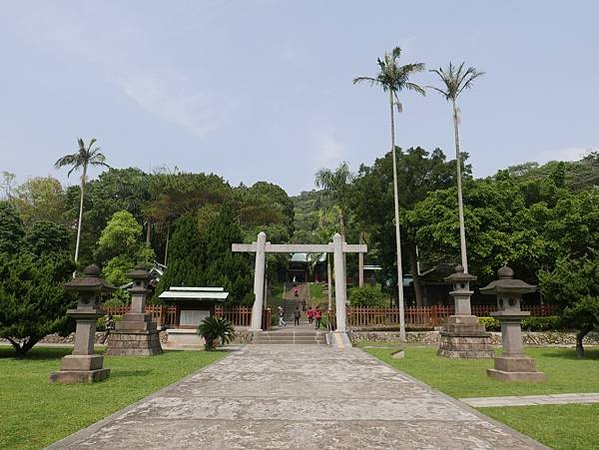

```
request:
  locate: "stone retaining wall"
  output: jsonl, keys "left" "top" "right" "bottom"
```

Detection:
{"left": 39, "top": 328, "right": 254, "bottom": 346}
{"left": 350, "top": 330, "right": 599, "bottom": 346}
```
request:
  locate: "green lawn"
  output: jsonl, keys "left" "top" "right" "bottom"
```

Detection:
{"left": 361, "top": 344, "right": 599, "bottom": 449}
{"left": 360, "top": 344, "right": 599, "bottom": 398}
{"left": 482, "top": 404, "right": 599, "bottom": 450}
{"left": 0, "top": 346, "right": 225, "bottom": 450}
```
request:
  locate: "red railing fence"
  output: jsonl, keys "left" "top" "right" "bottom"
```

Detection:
{"left": 100, "top": 304, "right": 556, "bottom": 330}
{"left": 347, "top": 304, "right": 556, "bottom": 328}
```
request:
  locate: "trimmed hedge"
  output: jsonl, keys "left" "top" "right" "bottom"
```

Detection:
{"left": 479, "top": 315, "right": 564, "bottom": 332}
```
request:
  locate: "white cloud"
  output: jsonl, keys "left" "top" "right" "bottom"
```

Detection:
{"left": 314, "top": 131, "right": 346, "bottom": 167}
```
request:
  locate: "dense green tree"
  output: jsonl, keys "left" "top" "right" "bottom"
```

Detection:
{"left": 14, "top": 176, "right": 68, "bottom": 226}
{"left": 0, "top": 252, "right": 75, "bottom": 354}
{"left": 96, "top": 210, "right": 155, "bottom": 288}
{"left": 290, "top": 190, "right": 325, "bottom": 244}
{"left": 64, "top": 167, "right": 152, "bottom": 266}
{"left": 539, "top": 257, "right": 599, "bottom": 358}
{"left": 0, "top": 201, "right": 25, "bottom": 254}
{"left": 202, "top": 206, "right": 253, "bottom": 305}
{"left": 156, "top": 213, "right": 206, "bottom": 295}
{"left": 55, "top": 138, "right": 109, "bottom": 266}
{"left": 97, "top": 211, "right": 144, "bottom": 262}
{"left": 350, "top": 147, "right": 458, "bottom": 304}
{"left": 24, "top": 221, "right": 70, "bottom": 256}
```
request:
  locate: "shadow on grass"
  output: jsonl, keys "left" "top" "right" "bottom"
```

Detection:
{"left": 0, "top": 346, "right": 71, "bottom": 360}
{"left": 539, "top": 347, "right": 599, "bottom": 360}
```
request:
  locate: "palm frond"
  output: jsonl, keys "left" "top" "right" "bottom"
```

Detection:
{"left": 353, "top": 76, "right": 378, "bottom": 86}
{"left": 405, "top": 82, "right": 426, "bottom": 96}
{"left": 429, "top": 61, "right": 484, "bottom": 101}
{"left": 55, "top": 137, "right": 108, "bottom": 176}
{"left": 353, "top": 46, "right": 426, "bottom": 109}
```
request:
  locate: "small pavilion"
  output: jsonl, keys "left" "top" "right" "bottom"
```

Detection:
{"left": 159, "top": 286, "right": 229, "bottom": 348}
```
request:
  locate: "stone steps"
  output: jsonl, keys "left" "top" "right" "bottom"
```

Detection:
{"left": 252, "top": 330, "right": 327, "bottom": 345}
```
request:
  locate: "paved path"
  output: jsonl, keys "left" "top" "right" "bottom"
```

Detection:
{"left": 51, "top": 345, "right": 545, "bottom": 449}
{"left": 461, "top": 392, "right": 599, "bottom": 408}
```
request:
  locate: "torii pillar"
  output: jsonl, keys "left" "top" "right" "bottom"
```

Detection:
{"left": 250, "top": 232, "right": 267, "bottom": 330}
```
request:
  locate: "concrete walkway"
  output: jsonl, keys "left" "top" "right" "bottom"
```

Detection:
{"left": 461, "top": 392, "right": 599, "bottom": 408}
{"left": 50, "top": 345, "right": 546, "bottom": 449}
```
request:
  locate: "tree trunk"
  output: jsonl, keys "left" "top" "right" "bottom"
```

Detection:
{"left": 452, "top": 99, "right": 468, "bottom": 273}
{"left": 74, "top": 164, "right": 87, "bottom": 268}
{"left": 576, "top": 327, "right": 592, "bottom": 358}
{"left": 409, "top": 245, "right": 424, "bottom": 306}
{"left": 8, "top": 336, "right": 39, "bottom": 355}
{"left": 164, "top": 223, "right": 170, "bottom": 266}
{"left": 390, "top": 90, "right": 406, "bottom": 342}
{"left": 146, "top": 219, "right": 152, "bottom": 245}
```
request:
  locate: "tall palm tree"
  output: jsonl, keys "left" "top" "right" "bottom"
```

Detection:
{"left": 55, "top": 138, "right": 109, "bottom": 266}
{"left": 354, "top": 47, "right": 425, "bottom": 342}
{"left": 315, "top": 162, "right": 354, "bottom": 236}
{"left": 430, "top": 62, "right": 484, "bottom": 273}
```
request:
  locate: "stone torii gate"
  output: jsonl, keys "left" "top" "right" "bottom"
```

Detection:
{"left": 232, "top": 232, "right": 367, "bottom": 332}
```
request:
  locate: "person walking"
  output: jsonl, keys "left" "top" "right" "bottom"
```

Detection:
{"left": 301, "top": 299, "right": 307, "bottom": 311}
{"left": 314, "top": 305, "right": 322, "bottom": 330}
{"left": 306, "top": 306, "right": 314, "bottom": 324}
{"left": 277, "top": 305, "right": 287, "bottom": 327}
{"left": 293, "top": 307, "right": 301, "bottom": 326}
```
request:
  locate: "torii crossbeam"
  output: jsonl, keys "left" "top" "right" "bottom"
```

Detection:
{"left": 232, "top": 232, "right": 367, "bottom": 332}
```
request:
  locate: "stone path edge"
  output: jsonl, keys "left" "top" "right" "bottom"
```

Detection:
{"left": 45, "top": 348, "right": 240, "bottom": 450}
{"left": 358, "top": 348, "right": 550, "bottom": 450}
{"left": 461, "top": 392, "right": 599, "bottom": 408}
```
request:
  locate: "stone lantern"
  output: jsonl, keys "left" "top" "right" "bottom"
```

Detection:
{"left": 438, "top": 265, "right": 494, "bottom": 358}
{"left": 106, "top": 263, "right": 162, "bottom": 356}
{"left": 50, "top": 265, "right": 114, "bottom": 383}
{"left": 481, "top": 266, "right": 545, "bottom": 381}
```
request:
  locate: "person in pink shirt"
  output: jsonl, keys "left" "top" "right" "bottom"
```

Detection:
{"left": 314, "top": 305, "right": 322, "bottom": 330}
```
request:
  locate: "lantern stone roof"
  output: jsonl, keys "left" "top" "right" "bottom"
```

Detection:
{"left": 444, "top": 265, "right": 477, "bottom": 284}
{"left": 480, "top": 266, "right": 537, "bottom": 296}
{"left": 126, "top": 263, "right": 152, "bottom": 281}
{"left": 64, "top": 265, "right": 116, "bottom": 292}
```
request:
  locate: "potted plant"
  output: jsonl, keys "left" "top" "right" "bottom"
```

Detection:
{"left": 197, "top": 316, "right": 235, "bottom": 351}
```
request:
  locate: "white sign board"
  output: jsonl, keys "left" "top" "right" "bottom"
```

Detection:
{"left": 180, "top": 309, "right": 210, "bottom": 327}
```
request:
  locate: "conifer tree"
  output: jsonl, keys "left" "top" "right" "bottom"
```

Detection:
{"left": 157, "top": 213, "right": 206, "bottom": 294}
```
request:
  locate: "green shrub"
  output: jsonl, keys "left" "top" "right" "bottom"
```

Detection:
{"left": 479, "top": 316, "right": 500, "bottom": 331}
{"left": 522, "top": 316, "right": 563, "bottom": 331}
{"left": 348, "top": 284, "right": 388, "bottom": 307}
{"left": 480, "top": 315, "right": 564, "bottom": 332}
{"left": 197, "top": 316, "right": 234, "bottom": 351}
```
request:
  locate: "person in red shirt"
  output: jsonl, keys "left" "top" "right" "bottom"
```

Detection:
{"left": 306, "top": 306, "right": 314, "bottom": 324}
{"left": 314, "top": 305, "right": 322, "bottom": 330}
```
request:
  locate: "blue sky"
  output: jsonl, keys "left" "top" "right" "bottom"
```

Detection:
{"left": 1, "top": 1, "right": 597, "bottom": 194}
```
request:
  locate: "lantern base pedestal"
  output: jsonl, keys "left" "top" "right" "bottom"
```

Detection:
{"left": 437, "top": 315, "right": 494, "bottom": 359}
{"left": 487, "top": 355, "right": 545, "bottom": 382}
{"left": 49, "top": 355, "right": 110, "bottom": 383}
{"left": 105, "top": 330, "right": 163, "bottom": 356}
{"left": 105, "top": 312, "right": 163, "bottom": 356}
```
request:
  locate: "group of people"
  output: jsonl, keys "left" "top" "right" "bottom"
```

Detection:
{"left": 277, "top": 304, "right": 322, "bottom": 329}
